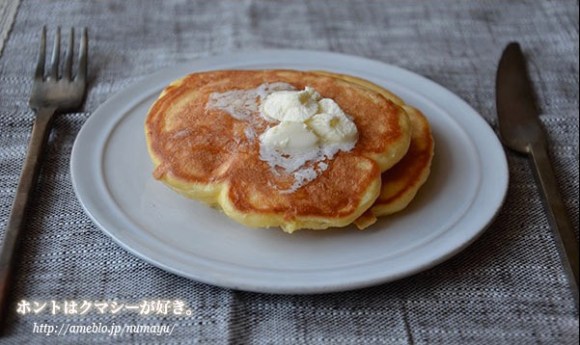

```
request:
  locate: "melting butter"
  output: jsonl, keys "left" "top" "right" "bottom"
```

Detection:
{"left": 206, "top": 83, "right": 358, "bottom": 193}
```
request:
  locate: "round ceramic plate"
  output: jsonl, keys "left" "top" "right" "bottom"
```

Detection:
{"left": 71, "top": 50, "right": 508, "bottom": 294}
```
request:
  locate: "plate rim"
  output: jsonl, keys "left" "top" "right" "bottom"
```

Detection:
{"left": 71, "top": 49, "right": 509, "bottom": 294}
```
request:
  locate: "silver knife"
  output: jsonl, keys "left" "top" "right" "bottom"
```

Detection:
{"left": 496, "top": 42, "right": 579, "bottom": 308}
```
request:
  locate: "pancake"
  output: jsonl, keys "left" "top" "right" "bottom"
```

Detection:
{"left": 354, "top": 104, "right": 434, "bottom": 229}
{"left": 145, "top": 70, "right": 412, "bottom": 233}
{"left": 312, "top": 72, "right": 434, "bottom": 230}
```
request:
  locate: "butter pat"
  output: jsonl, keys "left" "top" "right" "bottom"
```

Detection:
{"left": 260, "top": 122, "right": 318, "bottom": 152}
{"left": 307, "top": 98, "right": 358, "bottom": 144}
{"left": 261, "top": 87, "right": 321, "bottom": 122}
{"left": 258, "top": 85, "right": 358, "bottom": 191}
{"left": 308, "top": 113, "right": 358, "bottom": 144}
{"left": 260, "top": 86, "right": 358, "bottom": 149}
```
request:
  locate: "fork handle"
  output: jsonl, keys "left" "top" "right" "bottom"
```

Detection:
{"left": 529, "top": 141, "right": 579, "bottom": 309}
{"left": 0, "top": 107, "right": 56, "bottom": 325}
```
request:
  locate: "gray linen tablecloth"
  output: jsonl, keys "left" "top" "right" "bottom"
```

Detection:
{"left": 0, "top": 0, "right": 578, "bottom": 344}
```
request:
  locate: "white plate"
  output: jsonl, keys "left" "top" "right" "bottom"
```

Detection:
{"left": 71, "top": 50, "right": 508, "bottom": 294}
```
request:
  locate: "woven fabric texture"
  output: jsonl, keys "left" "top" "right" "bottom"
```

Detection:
{"left": 0, "top": 0, "right": 20, "bottom": 56}
{"left": 0, "top": 0, "right": 578, "bottom": 344}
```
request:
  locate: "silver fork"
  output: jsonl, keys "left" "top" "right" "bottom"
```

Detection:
{"left": 0, "top": 27, "right": 88, "bottom": 325}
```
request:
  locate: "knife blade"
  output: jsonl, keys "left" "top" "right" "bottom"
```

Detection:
{"left": 496, "top": 42, "right": 579, "bottom": 308}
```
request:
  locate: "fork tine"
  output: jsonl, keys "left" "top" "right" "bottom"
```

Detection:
{"left": 77, "top": 28, "right": 88, "bottom": 81}
{"left": 63, "top": 28, "right": 74, "bottom": 80}
{"left": 49, "top": 27, "right": 61, "bottom": 80}
{"left": 34, "top": 26, "right": 46, "bottom": 80}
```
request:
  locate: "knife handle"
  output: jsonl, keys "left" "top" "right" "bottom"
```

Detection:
{"left": 529, "top": 141, "right": 579, "bottom": 308}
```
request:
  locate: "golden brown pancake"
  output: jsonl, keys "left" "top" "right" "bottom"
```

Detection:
{"left": 312, "top": 72, "right": 434, "bottom": 230}
{"left": 145, "top": 70, "right": 412, "bottom": 232}
{"left": 354, "top": 106, "right": 434, "bottom": 229}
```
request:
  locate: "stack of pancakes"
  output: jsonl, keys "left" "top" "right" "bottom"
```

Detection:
{"left": 145, "top": 70, "right": 434, "bottom": 233}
